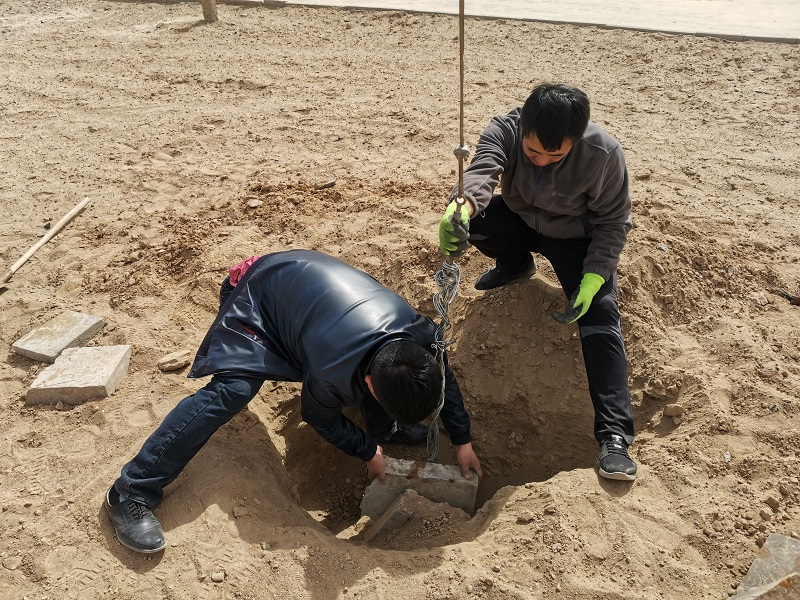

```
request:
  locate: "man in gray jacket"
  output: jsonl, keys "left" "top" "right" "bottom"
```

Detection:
{"left": 438, "top": 83, "right": 636, "bottom": 481}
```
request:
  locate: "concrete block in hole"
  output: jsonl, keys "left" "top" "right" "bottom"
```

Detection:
{"left": 363, "top": 489, "right": 417, "bottom": 542}
{"left": 12, "top": 311, "right": 105, "bottom": 363}
{"left": 360, "top": 456, "right": 478, "bottom": 518}
{"left": 26, "top": 345, "right": 132, "bottom": 406}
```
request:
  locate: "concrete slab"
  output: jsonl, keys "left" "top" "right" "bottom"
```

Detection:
{"left": 740, "top": 534, "right": 800, "bottom": 590}
{"left": 26, "top": 345, "right": 132, "bottom": 406}
{"left": 731, "top": 573, "right": 799, "bottom": 599}
{"left": 360, "top": 456, "right": 478, "bottom": 518}
{"left": 363, "top": 489, "right": 416, "bottom": 542}
{"left": 12, "top": 311, "right": 105, "bottom": 363}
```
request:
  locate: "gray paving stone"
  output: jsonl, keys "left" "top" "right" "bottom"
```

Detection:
{"left": 731, "top": 573, "right": 799, "bottom": 599}
{"left": 363, "top": 489, "right": 416, "bottom": 542}
{"left": 26, "top": 345, "right": 132, "bottom": 406}
{"left": 12, "top": 311, "right": 105, "bottom": 363}
{"left": 360, "top": 456, "right": 478, "bottom": 518}
{"left": 740, "top": 534, "right": 800, "bottom": 590}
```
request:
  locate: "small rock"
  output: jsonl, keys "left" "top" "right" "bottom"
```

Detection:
{"left": 749, "top": 292, "right": 769, "bottom": 306}
{"left": 211, "top": 572, "right": 225, "bottom": 583}
{"left": 724, "top": 451, "right": 732, "bottom": 463}
{"left": 2, "top": 556, "right": 22, "bottom": 570}
{"left": 315, "top": 179, "right": 336, "bottom": 190}
{"left": 233, "top": 506, "right": 249, "bottom": 518}
{"left": 759, "top": 509, "right": 772, "bottom": 521}
{"left": 635, "top": 172, "right": 651, "bottom": 180}
{"left": 260, "top": 542, "right": 271, "bottom": 550}
{"left": 765, "top": 496, "right": 780, "bottom": 510}
{"left": 672, "top": 415, "right": 682, "bottom": 426}
{"left": 492, "top": 565, "right": 501, "bottom": 573}
{"left": 247, "top": 199, "right": 263, "bottom": 208}
{"left": 157, "top": 350, "right": 193, "bottom": 372}
{"left": 663, "top": 404, "right": 685, "bottom": 417}
{"left": 654, "top": 263, "right": 666, "bottom": 274}
{"left": 417, "top": 248, "right": 429, "bottom": 261}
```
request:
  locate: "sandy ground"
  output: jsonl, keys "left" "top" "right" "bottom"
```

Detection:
{"left": 1, "top": 2, "right": 799, "bottom": 599}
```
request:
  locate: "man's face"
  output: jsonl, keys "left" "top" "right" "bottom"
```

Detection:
{"left": 522, "top": 134, "right": 573, "bottom": 167}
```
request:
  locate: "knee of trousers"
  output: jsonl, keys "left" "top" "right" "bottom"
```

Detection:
{"left": 213, "top": 376, "right": 261, "bottom": 411}
{"left": 580, "top": 293, "right": 622, "bottom": 328}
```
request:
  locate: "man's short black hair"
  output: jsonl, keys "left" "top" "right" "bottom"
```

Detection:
{"left": 370, "top": 341, "right": 442, "bottom": 425}
{"left": 520, "top": 83, "right": 590, "bottom": 151}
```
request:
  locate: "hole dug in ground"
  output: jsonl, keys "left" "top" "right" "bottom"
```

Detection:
{"left": 250, "top": 276, "right": 609, "bottom": 549}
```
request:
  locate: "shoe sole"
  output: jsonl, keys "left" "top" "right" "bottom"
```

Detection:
{"left": 598, "top": 468, "right": 637, "bottom": 481}
{"left": 114, "top": 532, "right": 167, "bottom": 554}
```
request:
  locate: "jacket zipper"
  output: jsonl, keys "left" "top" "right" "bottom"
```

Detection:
{"left": 532, "top": 167, "right": 544, "bottom": 231}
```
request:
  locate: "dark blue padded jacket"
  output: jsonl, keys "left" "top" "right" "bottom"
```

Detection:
{"left": 188, "top": 250, "right": 472, "bottom": 461}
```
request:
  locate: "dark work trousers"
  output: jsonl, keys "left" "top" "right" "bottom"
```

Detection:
{"left": 115, "top": 278, "right": 395, "bottom": 507}
{"left": 469, "top": 195, "right": 634, "bottom": 445}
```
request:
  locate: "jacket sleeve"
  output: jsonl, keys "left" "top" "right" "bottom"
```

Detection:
{"left": 300, "top": 379, "right": 378, "bottom": 462}
{"left": 439, "top": 353, "right": 472, "bottom": 446}
{"left": 450, "top": 114, "right": 517, "bottom": 213}
{"left": 583, "top": 144, "right": 632, "bottom": 281}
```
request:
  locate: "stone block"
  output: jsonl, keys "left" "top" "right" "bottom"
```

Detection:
{"left": 731, "top": 573, "right": 799, "bottom": 599}
{"left": 740, "top": 534, "right": 800, "bottom": 590}
{"left": 26, "top": 345, "right": 132, "bottom": 406}
{"left": 157, "top": 349, "right": 193, "bottom": 372}
{"left": 362, "top": 489, "right": 417, "bottom": 542}
{"left": 12, "top": 311, "right": 105, "bottom": 363}
{"left": 360, "top": 456, "right": 478, "bottom": 518}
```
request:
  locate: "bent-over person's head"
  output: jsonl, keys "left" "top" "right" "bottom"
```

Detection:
{"left": 369, "top": 341, "right": 442, "bottom": 424}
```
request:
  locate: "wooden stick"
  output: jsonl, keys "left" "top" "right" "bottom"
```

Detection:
{"left": 0, "top": 197, "right": 92, "bottom": 286}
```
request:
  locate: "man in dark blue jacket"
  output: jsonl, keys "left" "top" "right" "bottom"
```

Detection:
{"left": 105, "top": 250, "right": 482, "bottom": 553}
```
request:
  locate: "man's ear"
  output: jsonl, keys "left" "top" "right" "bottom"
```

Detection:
{"left": 364, "top": 374, "right": 376, "bottom": 397}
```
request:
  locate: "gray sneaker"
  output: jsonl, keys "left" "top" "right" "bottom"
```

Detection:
{"left": 595, "top": 435, "right": 637, "bottom": 481}
{"left": 105, "top": 487, "right": 167, "bottom": 553}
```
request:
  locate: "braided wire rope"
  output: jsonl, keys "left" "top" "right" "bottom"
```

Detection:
{"left": 427, "top": 260, "right": 461, "bottom": 461}
{"left": 427, "top": 0, "right": 468, "bottom": 463}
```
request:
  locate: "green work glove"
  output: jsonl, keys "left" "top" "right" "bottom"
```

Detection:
{"left": 439, "top": 201, "right": 470, "bottom": 257}
{"left": 551, "top": 273, "right": 605, "bottom": 324}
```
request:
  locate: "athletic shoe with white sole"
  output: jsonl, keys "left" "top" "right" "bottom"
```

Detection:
{"left": 595, "top": 435, "right": 637, "bottom": 481}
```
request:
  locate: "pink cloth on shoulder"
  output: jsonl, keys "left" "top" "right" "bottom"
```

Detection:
{"left": 228, "top": 256, "right": 260, "bottom": 286}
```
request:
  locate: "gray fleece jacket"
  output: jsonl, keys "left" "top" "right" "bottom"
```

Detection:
{"left": 453, "top": 107, "right": 631, "bottom": 281}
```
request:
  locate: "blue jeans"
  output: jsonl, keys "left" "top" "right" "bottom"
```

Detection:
{"left": 114, "top": 375, "right": 265, "bottom": 507}
{"left": 469, "top": 195, "right": 635, "bottom": 445}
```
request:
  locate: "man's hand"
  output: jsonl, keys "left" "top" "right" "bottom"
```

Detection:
{"left": 439, "top": 200, "right": 470, "bottom": 257}
{"left": 366, "top": 445, "right": 386, "bottom": 482}
{"left": 454, "top": 442, "right": 483, "bottom": 480}
{"left": 551, "top": 273, "right": 605, "bottom": 323}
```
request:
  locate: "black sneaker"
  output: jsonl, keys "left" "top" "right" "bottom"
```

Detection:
{"left": 377, "top": 423, "right": 428, "bottom": 445}
{"left": 475, "top": 258, "right": 536, "bottom": 290}
{"left": 105, "top": 487, "right": 167, "bottom": 553}
{"left": 595, "top": 435, "right": 637, "bottom": 481}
